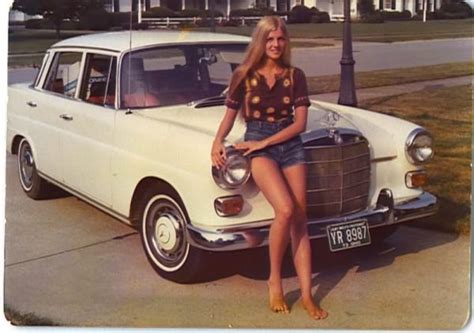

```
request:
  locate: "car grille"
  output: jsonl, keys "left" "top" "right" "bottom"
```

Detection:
{"left": 304, "top": 135, "right": 371, "bottom": 219}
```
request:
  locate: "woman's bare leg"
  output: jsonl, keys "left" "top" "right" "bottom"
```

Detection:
{"left": 251, "top": 157, "right": 294, "bottom": 313}
{"left": 283, "top": 164, "right": 328, "bottom": 320}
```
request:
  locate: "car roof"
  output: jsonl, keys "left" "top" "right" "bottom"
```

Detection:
{"left": 51, "top": 30, "right": 251, "bottom": 53}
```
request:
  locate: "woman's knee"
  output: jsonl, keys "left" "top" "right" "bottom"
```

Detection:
{"left": 274, "top": 202, "right": 295, "bottom": 222}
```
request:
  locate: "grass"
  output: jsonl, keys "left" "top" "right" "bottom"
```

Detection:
{"left": 199, "top": 18, "right": 473, "bottom": 42}
{"left": 359, "top": 85, "right": 471, "bottom": 234}
{"left": 8, "top": 29, "right": 92, "bottom": 55}
{"left": 306, "top": 62, "right": 474, "bottom": 95}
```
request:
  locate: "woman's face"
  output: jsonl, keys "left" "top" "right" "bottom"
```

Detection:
{"left": 265, "top": 27, "right": 287, "bottom": 62}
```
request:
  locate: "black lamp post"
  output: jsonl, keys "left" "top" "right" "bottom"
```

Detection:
{"left": 210, "top": 0, "right": 216, "bottom": 33}
{"left": 337, "top": 0, "right": 357, "bottom": 106}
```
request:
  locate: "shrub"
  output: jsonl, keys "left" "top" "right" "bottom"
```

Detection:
{"left": 359, "top": 11, "right": 385, "bottom": 23}
{"left": 380, "top": 10, "right": 412, "bottom": 20}
{"left": 229, "top": 8, "right": 275, "bottom": 17}
{"left": 288, "top": 5, "right": 313, "bottom": 23}
{"left": 62, "top": 20, "right": 81, "bottom": 30}
{"left": 311, "top": 11, "right": 330, "bottom": 23}
{"left": 24, "top": 19, "right": 44, "bottom": 29}
{"left": 79, "top": 8, "right": 112, "bottom": 30}
{"left": 440, "top": 1, "right": 473, "bottom": 16}
{"left": 109, "top": 12, "right": 134, "bottom": 27}
{"left": 143, "top": 6, "right": 177, "bottom": 18}
{"left": 177, "top": 8, "right": 205, "bottom": 17}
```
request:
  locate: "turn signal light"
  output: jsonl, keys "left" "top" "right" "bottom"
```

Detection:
{"left": 406, "top": 171, "right": 428, "bottom": 188}
{"left": 214, "top": 195, "right": 244, "bottom": 217}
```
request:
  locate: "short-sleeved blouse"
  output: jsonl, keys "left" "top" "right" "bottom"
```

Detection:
{"left": 225, "top": 67, "right": 310, "bottom": 122}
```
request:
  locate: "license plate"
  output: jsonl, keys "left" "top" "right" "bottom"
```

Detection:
{"left": 326, "top": 220, "right": 371, "bottom": 252}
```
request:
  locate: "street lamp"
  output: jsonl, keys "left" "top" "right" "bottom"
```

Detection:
{"left": 337, "top": 0, "right": 357, "bottom": 107}
{"left": 210, "top": 0, "right": 216, "bottom": 33}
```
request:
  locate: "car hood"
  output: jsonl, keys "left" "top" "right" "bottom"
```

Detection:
{"left": 135, "top": 99, "right": 401, "bottom": 159}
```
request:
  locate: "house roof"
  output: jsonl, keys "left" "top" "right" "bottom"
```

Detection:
{"left": 51, "top": 30, "right": 251, "bottom": 53}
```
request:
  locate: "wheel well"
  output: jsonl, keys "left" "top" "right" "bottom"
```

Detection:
{"left": 11, "top": 135, "right": 25, "bottom": 155}
{"left": 129, "top": 177, "right": 184, "bottom": 227}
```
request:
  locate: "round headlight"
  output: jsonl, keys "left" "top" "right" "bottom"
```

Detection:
{"left": 406, "top": 129, "right": 434, "bottom": 165}
{"left": 212, "top": 147, "right": 251, "bottom": 189}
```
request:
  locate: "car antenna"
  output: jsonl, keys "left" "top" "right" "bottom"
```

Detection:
{"left": 125, "top": 1, "right": 134, "bottom": 115}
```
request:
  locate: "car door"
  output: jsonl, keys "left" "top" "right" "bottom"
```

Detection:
{"left": 20, "top": 51, "right": 64, "bottom": 181}
{"left": 58, "top": 52, "right": 118, "bottom": 207}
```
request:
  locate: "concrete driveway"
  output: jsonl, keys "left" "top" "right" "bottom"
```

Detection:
{"left": 3, "top": 153, "right": 471, "bottom": 329}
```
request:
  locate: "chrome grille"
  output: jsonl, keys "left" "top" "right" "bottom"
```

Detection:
{"left": 304, "top": 135, "right": 370, "bottom": 219}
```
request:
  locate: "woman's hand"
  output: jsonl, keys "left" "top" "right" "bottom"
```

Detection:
{"left": 233, "top": 140, "right": 268, "bottom": 156}
{"left": 211, "top": 140, "right": 227, "bottom": 169}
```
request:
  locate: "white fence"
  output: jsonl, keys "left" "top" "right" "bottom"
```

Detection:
{"left": 141, "top": 15, "right": 288, "bottom": 28}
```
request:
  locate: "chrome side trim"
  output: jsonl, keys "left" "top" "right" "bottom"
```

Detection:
{"left": 37, "top": 171, "right": 131, "bottom": 225}
{"left": 187, "top": 191, "right": 438, "bottom": 252}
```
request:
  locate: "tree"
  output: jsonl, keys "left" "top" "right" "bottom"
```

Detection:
{"left": 12, "top": 0, "right": 105, "bottom": 38}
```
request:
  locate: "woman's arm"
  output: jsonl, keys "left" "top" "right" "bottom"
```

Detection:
{"left": 234, "top": 105, "right": 308, "bottom": 156}
{"left": 211, "top": 108, "right": 239, "bottom": 168}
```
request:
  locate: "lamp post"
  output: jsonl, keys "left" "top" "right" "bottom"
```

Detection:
{"left": 210, "top": 0, "right": 216, "bottom": 32}
{"left": 337, "top": 0, "right": 357, "bottom": 107}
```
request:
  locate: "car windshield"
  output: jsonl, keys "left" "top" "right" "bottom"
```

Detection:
{"left": 120, "top": 44, "right": 247, "bottom": 109}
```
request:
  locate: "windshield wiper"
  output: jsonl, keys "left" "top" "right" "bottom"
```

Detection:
{"left": 189, "top": 95, "right": 226, "bottom": 109}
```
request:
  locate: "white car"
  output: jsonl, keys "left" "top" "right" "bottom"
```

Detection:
{"left": 7, "top": 30, "right": 437, "bottom": 283}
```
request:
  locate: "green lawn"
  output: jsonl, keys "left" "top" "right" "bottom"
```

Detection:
{"left": 306, "top": 62, "right": 474, "bottom": 95}
{"left": 360, "top": 85, "right": 471, "bottom": 234}
{"left": 197, "top": 18, "right": 473, "bottom": 42}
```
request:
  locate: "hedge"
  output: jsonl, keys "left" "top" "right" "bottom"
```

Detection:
{"left": 380, "top": 10, "right": 412, "bottom": 21}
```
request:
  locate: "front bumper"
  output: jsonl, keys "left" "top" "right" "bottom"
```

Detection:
{"left": 187, "top": 190, "right": 438, "bottom": 252}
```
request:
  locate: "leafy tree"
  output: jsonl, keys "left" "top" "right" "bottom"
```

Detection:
{"left": 12, "top": 0, "right": 105, "bottom": 37}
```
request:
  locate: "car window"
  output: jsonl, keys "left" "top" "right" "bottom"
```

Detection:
{"left": 34, "top": 52, "right": 50, "bottom": 88}
{"left": 80, "top": 53, "right": 117, "bottom": 107}
{"left": 120, "top": 44, "right": 247, "bottom": 109}
{"left": 43, "top": 52, "right": 83, "bottom": 98}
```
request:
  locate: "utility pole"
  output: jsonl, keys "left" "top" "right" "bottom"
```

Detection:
{"left": 337, "top": 0, "right": 357, "bottom": 107}
{"left": 210, "top": 0, "right": 216, "bottom": 33}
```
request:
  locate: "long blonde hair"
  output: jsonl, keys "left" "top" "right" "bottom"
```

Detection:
{"left": 228, "top": 16, "right": 291, "bottom": 98}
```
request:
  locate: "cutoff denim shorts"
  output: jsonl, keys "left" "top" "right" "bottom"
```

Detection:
{"left": 244, "top": 119, "right": 306, "bottom": 169}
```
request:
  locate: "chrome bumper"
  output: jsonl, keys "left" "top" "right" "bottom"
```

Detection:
{"left": 187, "top": 191, "right": 438, "bottom": 252}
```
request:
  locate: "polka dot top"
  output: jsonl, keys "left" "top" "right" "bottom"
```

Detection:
{"left": 225, "top": 67, "right": 311, "bottom": 122}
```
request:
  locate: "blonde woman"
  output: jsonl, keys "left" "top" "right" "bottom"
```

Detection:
{"left": 211, "top": 16, "right": 328, "bottom": 320}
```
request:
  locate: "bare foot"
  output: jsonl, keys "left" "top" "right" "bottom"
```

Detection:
{"left": 302, "top": 298, "right": 328, "bottom": 320}
{"left": 267, "top": 280, "right": 290, "bottom": 314}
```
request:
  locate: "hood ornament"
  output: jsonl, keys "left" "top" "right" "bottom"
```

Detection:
{"left": 320, "top": 111, "right": 343, "bottom": 145}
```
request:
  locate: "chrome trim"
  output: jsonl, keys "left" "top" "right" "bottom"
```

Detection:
{"left": 301, "top": 128, "right": 363, "bottom": 144}
{"left": 186, "top": 191, "right": 438, "bottom": 252}
{"left": 37, "top": 171, "right": 131, "bottom": 225}
{"left": 405, "top": 128, "right": 434, "bottom": 165}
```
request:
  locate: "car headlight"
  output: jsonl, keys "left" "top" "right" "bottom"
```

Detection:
{"left": 405, "top": 128, "right": 434, "bottom": 165}
{"left": 212, "top": 147, "right": 251, "bottom": 189}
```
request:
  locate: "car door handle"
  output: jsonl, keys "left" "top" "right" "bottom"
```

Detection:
{"left": 27, "top": 101, "right": 37, "bottom": 107}
{"left": 59, "top": 114, "right": 74, "bottom": 121}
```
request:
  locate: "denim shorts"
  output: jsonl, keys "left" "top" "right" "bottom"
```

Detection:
{"left": 244, "top": 120, "right": 306, "bottom": 169}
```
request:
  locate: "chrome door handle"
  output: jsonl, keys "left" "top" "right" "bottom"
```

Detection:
{"left": 59, "top": 114, "right": 73, "bottom": 121}
{"left": 27, "top": 101, "right": 37, "bottom": 107}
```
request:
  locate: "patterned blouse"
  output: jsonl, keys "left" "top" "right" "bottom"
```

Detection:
{"left": 225, "top": 66, "right": 311, "bottom": 122}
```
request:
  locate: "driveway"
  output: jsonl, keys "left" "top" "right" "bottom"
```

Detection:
{"left": 4, "top": 153, "right": 470, "bottom": 329}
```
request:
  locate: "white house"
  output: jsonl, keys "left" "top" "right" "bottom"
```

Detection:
{"left": 105, "top": 0, "right": 443, "bottom": 19}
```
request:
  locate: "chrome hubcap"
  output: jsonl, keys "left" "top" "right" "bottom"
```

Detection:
{"left": 19, "top": 143, "right": 35, "bottom": 189}
{"left": 145, "top": 197, "right": 188, "bottom": 270}
{"left": 154, "top": 215, "right": 179, "bottom": 252}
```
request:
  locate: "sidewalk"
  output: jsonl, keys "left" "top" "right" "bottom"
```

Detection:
{"left": 310, "top": 75, "right": 472, "bottom": 104}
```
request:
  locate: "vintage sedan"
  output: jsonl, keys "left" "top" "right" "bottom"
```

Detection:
{"left": 7, "top": 30, "right": 437, "bottom": 283}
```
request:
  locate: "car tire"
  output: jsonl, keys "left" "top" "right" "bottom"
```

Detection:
{"left": 17, "top": 139, "right": 51, "bottom": 199}
{"left": 139, "top": 187, "right": 206, "bottom": 283}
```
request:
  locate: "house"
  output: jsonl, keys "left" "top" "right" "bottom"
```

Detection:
{"left": 106, "top": 0, "right": 443, "bottom": 20}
